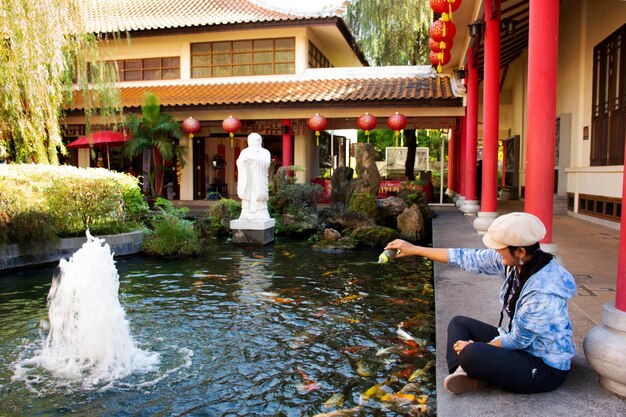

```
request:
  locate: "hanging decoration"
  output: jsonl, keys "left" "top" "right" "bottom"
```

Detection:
{"left": 429, "top": 13, "right": 456, "bottom": 73}
{"left": 357, "top": 113, "right": 377, "bottom": 143}
{"left": 181, "top": 116, "right": 201, "bottom": 139}
{"left": 387, "top": 112, "right": 408, "bottom": 147}
{"left": 222, "top": 115, "right": 241, "bottom": 147}
{"left": 429, "top": 0, "right": 462, "bottom": 20}
{"left": 307, "top": 113, "right": 328, "bottom": 146}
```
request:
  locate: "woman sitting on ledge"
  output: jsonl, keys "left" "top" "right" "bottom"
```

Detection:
{"left": 385, "top": 212, "right": 576, "bottom": 395}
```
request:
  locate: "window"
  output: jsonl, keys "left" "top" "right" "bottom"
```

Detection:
{"left": 572, "top": 193, "right": 622, "bottom": 222}
{"left": 591, "top": 24, "right": 626, "bottom": 166}
{"left": 191, "top": 38, "right": 295, "bottom": 78}
{"left": 115, "top": 57, "right": 180, "bottom": 81}
{"left": 308, "top": 41, "right": 332, "bottom": 68}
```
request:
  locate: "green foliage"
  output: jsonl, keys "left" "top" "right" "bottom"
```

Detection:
{"left": 142, "top": 198, "right": 201, "bottom": 257}
{"left": 347, "top": 191, "right": 378, "bottom": 218}
{"left": 124, "top": 92, "right": 184, "bottom": 197}
{"left": 0, "top": 164, "right": 147, "bottom": 244}
{"left": 198, "top": 198, "right": 241, "bottom": 236}
{"left": 398, "top": 184, "right": 437, "bottom": 221}
{"left": 269, "top": 181, "right": 322, "bottom": 215}
{"left": 349, "top": 225, "right": 399, "bottom": 248}
{"left": 345, "top": 0, "right": 431, "bottom": 66}
{"left": 0, "top": 0, "right": 122, "bottom": 164}
{"left": 356, "top": 129, "right": 397, "bottom": 160}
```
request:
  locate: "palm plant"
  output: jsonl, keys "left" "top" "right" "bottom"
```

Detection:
{"left": 124, "top": 92, "right": 184, "bottom": 197}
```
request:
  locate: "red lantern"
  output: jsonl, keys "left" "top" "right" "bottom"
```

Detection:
{"left": 429, "top": 38, "right": 452, "bottom": 54}
{"left": 387, "top": 112, "right": 407, "bottom": 147}
{"left": 222, "top": 115, "right": 241, "bottom": 147}
{"left": 430, "top": 0, "right": 462, "bottom": 18}
{"left": 429, "top": 16, "right": 456, "bottom": 44}
{"left": 307, "top": 113, "right": 328, "bottom": 146}
{"left": 181, "top": 117, "right": 201, "bottom": 139}
{"left": 357, "top": 113, "right": 377, "bottom": 143}
{"left": 430, "top": 50, "right": 451, "bottom": 73}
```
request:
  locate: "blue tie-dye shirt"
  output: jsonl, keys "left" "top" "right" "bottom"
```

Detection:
{"left": 448, "top": 248, "right": 577, "bottom": 371}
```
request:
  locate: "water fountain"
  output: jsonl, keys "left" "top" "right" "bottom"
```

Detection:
{"left": 12, "top": 232, "right": 159, "bottom": 390}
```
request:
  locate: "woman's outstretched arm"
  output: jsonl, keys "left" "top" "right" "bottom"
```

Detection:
{"left": 385, "top": 239, "right": 449, "bottom": 264}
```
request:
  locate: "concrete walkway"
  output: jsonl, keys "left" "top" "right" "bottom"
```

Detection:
{"left": 433, "top": 203, "right": 626, "bottom": 416}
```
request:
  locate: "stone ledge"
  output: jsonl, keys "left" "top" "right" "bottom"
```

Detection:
{"left": 0, "top": 230, "right": 145, "bottom": 271}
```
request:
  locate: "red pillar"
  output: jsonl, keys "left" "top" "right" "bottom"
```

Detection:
{"left": 465, "top": 48, "right": 478, "bottom": 201}
{"left": 481, "top": 0, "right": 500, "bottom": 213}
{"left": 282, "top": 119, "right": 292, "bottom": 166}
{"left": 447, "top": 127, "right": 455, "bottom": 192}
{"left": 459, "top": 114, "right": 467, "bottom": 196}
{"left": 524, "top": 0, "right": 559, "bottom": 243}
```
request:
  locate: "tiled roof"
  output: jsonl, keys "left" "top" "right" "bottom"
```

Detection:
{"left": 69, "top": 73, "right": 459, "bottom": 110}
{"left": 85, "top": 0, "right": 337, "bottom": 33}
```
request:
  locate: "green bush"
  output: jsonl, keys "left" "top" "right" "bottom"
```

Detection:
{"left": 198, "top": 198, "right": 241, "bottom": 236}
{"left": 142, "top": 198, "right": 201, "bottom": 257}
{"left": 0, "top": 164, "right": 148, "bottom": 244}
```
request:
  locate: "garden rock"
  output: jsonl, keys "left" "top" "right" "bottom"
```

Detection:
{"left": 281, "top": 211, "right": 319, "bottom": 234}
{"left": 330, "top": 166, "right": 353, "bottom": 208}
{"left": 397, "top": 204, "right": 425, "bottom": 242}
{"left": 351, "top": 143, "right": 381, "bottom": 196}
{"left": 319, "top": 209, "right": 376, "bottom": 233}
{"left": 323, "top": 228, "right": 342, "bottom": 242}
{"left": 377, "top": 197, "right": 408, "bottom": 227}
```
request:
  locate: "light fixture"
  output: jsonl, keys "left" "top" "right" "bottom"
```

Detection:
{"left": 456, "top": 69, "right": 466, "bottom": 80}
{"left": 468, "top": 20, "right": 484, "bottom": 38}
{"left": 501, "top": 18, "right": 516, "bottom": 35}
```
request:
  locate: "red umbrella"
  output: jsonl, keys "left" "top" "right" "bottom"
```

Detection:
{"left": 66, "top": 131, "right": 131, "bottom": 170}
{"left": 66, "top": 130, "right": 130, "bottom": 148}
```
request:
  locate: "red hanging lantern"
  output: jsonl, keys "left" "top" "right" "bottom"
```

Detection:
{"left": 307, "top": 113, "right": 328, "bottom": 146}
{"left": 387, "top": 112, "right": 407, "bottom": 147}
{"left": 429, "top": 38, "right": 452, "bottom": 54}
{"left": 357, "top": 113, "right": 377, "bottom": 143}
{"left": 429, "top": 50, "right": 451, "bottom": 73}
{"left": 181, "top": 117, "right": 201, "bottom": 139}
{"left": 429, "top": 15, "right": 456, "bottom": 44}
{"left": 430, "top": 0, "right": 462, "bottom": 19}
{"left": 222, "top": 115, "right": 241, "bottom": 147}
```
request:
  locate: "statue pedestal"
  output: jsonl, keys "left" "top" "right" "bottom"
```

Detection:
{"left": 230, "top": 219, "right": 276, "bottom": 245}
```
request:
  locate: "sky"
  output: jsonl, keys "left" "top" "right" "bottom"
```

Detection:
{"left": 254, "top": 0, "right": 348, "bottom": 13}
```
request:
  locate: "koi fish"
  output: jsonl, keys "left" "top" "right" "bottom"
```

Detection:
{"left": 355, "top": 359, "right": 374, "bottom": 377}
{"left": 271, "top": 296, "right": 297, "bottom": 304}
{"left": 333, "top": 294, "right": 365, "bottom": 304}
{"left": 312, "top": 406, "right": 362, "bottom": 417}
{"left": 340, "top": 345, "right": 369, "bottom": 354}
{"left": 296, "top": 368, "right": 320, "bottom": 393}
{"left": 380, "top": 392, "right": 418, "bottom": 403}
{"left": 422, "top": 282, "right": 433, "bottom": 295}
{"left": 323, "top": 392, "right": 345, "bottom": 408}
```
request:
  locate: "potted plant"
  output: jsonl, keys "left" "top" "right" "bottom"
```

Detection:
{"left": 123, "top": 92, "right": 185, "bottom": 198}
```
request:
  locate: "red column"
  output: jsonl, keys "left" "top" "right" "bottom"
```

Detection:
{"left": 447, "top": 127, "right": 455, "bottom": 192}
{"left": 459, "top": 114, "right": 467, "bottom": 196}
{"left": 465, "top": 48, "right": 478, "bottom": 201}
{"left": 481, "top": 0, "right": 500, "bottom": 213}
{"left": 282, "top": 119, "right": 292, "bottom": 166}
{"left": 524, "top": 0, "right": 559, "bottom": 243}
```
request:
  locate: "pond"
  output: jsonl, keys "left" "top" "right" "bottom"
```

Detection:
{"left": 0, "top": 237, "right": 435, "bottom": 416}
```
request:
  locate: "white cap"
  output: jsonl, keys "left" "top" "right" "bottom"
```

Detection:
{"left": 482, "top": 212, "right": 546, "bottom": 249}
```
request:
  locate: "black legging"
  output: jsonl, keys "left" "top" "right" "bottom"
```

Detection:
{"left": 446, "top": 315, "right": 569, "bottom": 393}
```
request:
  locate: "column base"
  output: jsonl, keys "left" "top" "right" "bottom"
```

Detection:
{"left": 446, "top": 189, "right": 456, "bottom": 200}
{"left": 583, "top": 302, "right": 626, "bottom": 397}
{"left": 230, "top": 219, "right": 276, "bottom": 245}
{"left": 473, "top": 211, "right": 498, "bottom": 234}
{"left": 455, "top": 195, "right": 465, "bottom": 208}
{"left": 459, "top": 199, "right": 480, "bottom": 216}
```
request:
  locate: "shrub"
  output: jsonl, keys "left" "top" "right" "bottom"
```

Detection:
{"left": 198, "top": 198, "right": 241, "bottom": 236}
{"left": 142, "top": 198, "right": 201, "bottom": 257}
{"left": 0, "top": 164, "right": 148, "bottom": 243}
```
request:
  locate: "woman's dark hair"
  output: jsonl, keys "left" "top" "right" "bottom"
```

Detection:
{"left": 502, "top": 243, "right": 554, "bottom": 326}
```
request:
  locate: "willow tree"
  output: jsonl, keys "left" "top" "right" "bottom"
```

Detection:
{"left": 0, "top": 0, "right": 122, "bottom": 164}
{"left": 345, "top": 0, "right": 432, "bottom": 66}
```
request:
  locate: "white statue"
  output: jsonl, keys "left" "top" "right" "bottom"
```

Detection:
{"left": 236, "top": 133, "right": 271, "bottom": 220}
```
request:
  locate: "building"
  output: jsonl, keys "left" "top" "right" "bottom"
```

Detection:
{"left": 63, "top": 0, "right": 462, "bottom": 200}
